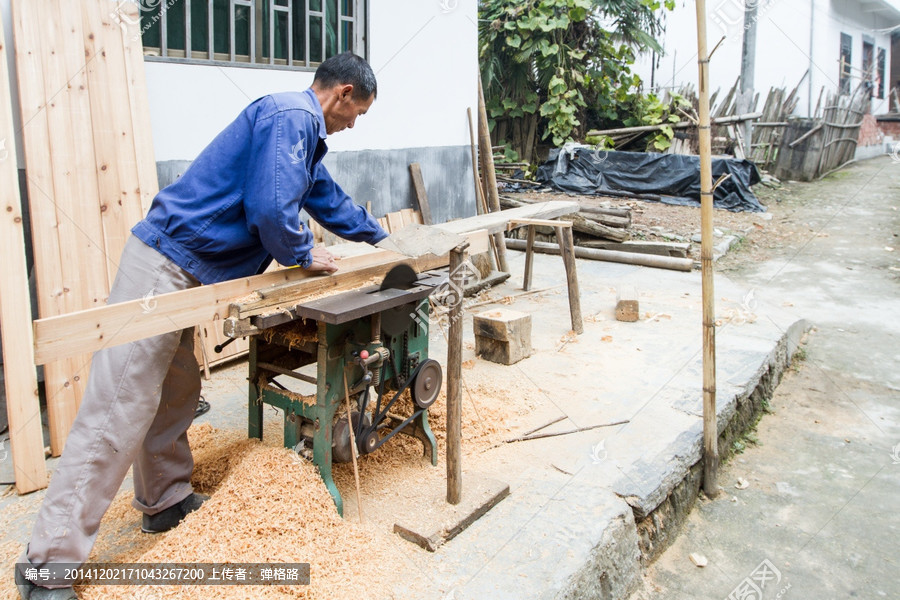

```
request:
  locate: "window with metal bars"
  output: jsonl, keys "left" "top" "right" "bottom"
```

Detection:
{"left": 839, "top": 33, "right": 852, "bottom": 95}
{"left": 139, "top": 0, "right": 365, "bottom": 69}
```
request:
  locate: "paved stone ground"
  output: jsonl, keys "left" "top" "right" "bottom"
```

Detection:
{"left": 630, "top": 155, "right": 900, "bottom": 600}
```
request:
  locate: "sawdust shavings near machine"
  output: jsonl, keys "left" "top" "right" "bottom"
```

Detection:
{"left": 242, "top": 264, "right": 448, "bottom": 515}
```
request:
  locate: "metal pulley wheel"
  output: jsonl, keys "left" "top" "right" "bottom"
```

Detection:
{"left": 411, "top": 359, "right": 442, "bottom": 409}
{"left": 332, "top": 411, "right": 371, "bottom": 463}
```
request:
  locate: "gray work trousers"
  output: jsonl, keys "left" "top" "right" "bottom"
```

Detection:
{"left": 24, "top": 235, "right": 201, "bottom": 576}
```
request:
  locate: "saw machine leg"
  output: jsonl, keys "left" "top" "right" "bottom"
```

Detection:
{"left": 248, "top": 338, "right": 264, "bottom": 440}
{"left": 313, "top": 322, "right": 343, "bottom": 516}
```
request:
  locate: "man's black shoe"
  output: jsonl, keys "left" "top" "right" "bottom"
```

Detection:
{"left": 141, "top": 493, "right": 209, "bottom": 534}
{"left": 15, "top": 566, "right": 77, "bottom": 599}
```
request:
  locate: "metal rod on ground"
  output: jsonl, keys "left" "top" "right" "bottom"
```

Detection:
{"left": 467, "top": 107, "right": 501, "bottom": 270}
{"left": 476, "top": 76, "right": 510, "bottom": 273}
{"left": 695, "top": 0, "right": 719, "bottom": 499}
{"left": 505, "top": 239, "right": 693, "bottom": 272}
{"left": 343, "top": 372, "right": 364, "bottom": 523}
{"left": 505, "top": 420, "right": 629, "bottom": 443}
{"left": 446, "top": 242, "right": 469, "bottom": 505}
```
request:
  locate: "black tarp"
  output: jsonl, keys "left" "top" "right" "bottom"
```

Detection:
{"left": 536, "top": 148, "right": 765, "bottom": 212}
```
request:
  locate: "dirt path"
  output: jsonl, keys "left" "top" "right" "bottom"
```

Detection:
{"left": 629, "top": 156, "right": 900, "bottom": 599}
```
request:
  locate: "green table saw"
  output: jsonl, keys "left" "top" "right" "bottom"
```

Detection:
{"left": 245, "top": 267, "right": 447, "bottom": 515}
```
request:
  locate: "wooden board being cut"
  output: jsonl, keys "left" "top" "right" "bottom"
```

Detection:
{"left": 32, "top": 202, "right": 577, "bottom": 365}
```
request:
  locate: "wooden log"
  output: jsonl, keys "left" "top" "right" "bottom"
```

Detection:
{"left": 585, "top": 112, "right": 762, "bottom": 137}
{"left": 578, "top": 211, "right": 630, "bottom": 229}
{"left": 446, "top": 244, "right": 467, "bottom": 505}
{"left": 408, "top": 163, "right": 433, "bottom": 225}
{"left": 560, "top": 215, "right": 629, "bottom": 242}
{"left": 579, "top": 240, "right": 690, "bottom": 258}
{"left": 556, "top": 226, "right": 584, "bottom": 335}
{"left": 467, "top": 107, "right": 500, "bottom": 269}
{"left": 33, "top": 203, "right": 578, "bottom": 364}
{"left": 577, "top": 205, "right": 632, "bottom": 221}
{"left": 0, "top": 9, "right": 49, "bottom": 493}
{"left": 594, "top": 188, "right": 663, "bottom": 202}
{"left": 477, "top": 77, "right": 509, "bottom": 273}
{"left": 505, "top": 239, "right": 694, "bottom": 272}
{"left": 615, "top": 286, "right": 640, "bottom": 322}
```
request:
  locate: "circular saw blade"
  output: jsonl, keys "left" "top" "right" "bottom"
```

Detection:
{"left": 380, "top": 264, "right": 418, "bottom": 291}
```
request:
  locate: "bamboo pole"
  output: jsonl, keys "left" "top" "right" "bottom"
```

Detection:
{"left": 695, "top": 0, "right": 719, "bottom": 499}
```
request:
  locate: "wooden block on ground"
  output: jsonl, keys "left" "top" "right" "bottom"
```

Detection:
{"left": 393, "top": 475, "right": 509, "bottom": 552}
{"left": 474, "top": 309, "right": 532, "bottom": 365}
{"left": 616, "top": 286, "right": 639, "bottom": 322}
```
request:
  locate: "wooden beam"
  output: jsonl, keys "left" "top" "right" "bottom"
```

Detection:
{"left": 32, "top": 203, "right": 577, "bottom": 364}
{"left": 508, "top": 218, "right": 572, "bottom": 230}
{"left": 0, "top": 9, "right": 49, "bottom": 493}
{"left": 408, "top": 163, "right": 433, "bottom": 225}
{"left": 446, "top": 243, "right": 468, "bottom": 505}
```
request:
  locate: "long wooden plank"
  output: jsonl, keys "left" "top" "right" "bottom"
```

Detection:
{"left": 83, "top": 0, "right": 143, "bottom": 283}
{"left": 32, "top": 203, "right": 575, "bottom": 364}
{"left": 0, "top": 9, "right": 49, "bottom": 493}
{"left": 119, "top": 0, "right": 159, "bottom": 215}
{"left": 34, "top": 247, "right": 442, "bottom": 366}
{"left": 437, "top": 201, "right": 578, "bottom": 235}
{"left": 14, "top": 1, "right": 160, "bottom": 454}
{"left": 408, "top": 163, "right": 433, "bottom": 225}
{"left": 14, "top": 0, "right": 84, "bottom": 454}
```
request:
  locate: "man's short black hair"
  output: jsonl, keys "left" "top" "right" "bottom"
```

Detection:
{"left": 313, "top": 52, "right": 377, "bottom": 100}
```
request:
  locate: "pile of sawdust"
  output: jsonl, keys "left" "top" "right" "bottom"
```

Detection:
{"left": 1, "top": 377, "right": 532, "bottom": 600}
{"left": 78, "top": 423, "right": 406, "bottom": 600}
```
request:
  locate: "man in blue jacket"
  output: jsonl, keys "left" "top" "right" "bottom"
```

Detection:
{"left": 17, "top": 52, "right": 387, "bottom": 600}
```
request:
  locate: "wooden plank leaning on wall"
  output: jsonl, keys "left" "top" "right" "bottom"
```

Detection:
{"left": 0, "top": 8, "right": 49, "bottom": 493}
{"left": 11, "top": 0, "right": 166, "bottom": 462}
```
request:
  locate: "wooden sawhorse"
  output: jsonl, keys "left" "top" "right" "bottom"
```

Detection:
{"left": 508, "top": 218, "right": 583, "bottom": 335}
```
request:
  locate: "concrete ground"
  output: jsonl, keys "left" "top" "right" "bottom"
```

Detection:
{"left": 630, "top": 155, "right": 900, "bottom": 599}
{"left": 18, "top": 157, "right": 900, "bottom": 598}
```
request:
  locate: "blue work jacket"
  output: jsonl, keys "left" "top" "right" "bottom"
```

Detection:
{"left": 132, "top": 88, "right": 387, "bottom": 284}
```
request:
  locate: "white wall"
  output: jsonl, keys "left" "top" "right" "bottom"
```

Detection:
{"left": 1, "top": 0, "right": 24, "bottom": 169}
{"left": 634, "top": 0, "right": 898, "bottom": 117}
{"left": 145, "top": 0, "right": 478, "bottom": 161}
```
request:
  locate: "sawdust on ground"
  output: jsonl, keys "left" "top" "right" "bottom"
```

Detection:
{"left": 1, "top": 370, "right": 532, "bottom": 600}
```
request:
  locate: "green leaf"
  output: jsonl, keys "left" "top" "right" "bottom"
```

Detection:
{"left": 506, "top": 34, "right": 522, "bottom": 49}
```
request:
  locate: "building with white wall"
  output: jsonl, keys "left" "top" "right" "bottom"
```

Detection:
{"left": 635, "top": 0, "right": 900, "bottom": 118}
{"left": 2, "top": 0, "right": 479, "bottom": 224}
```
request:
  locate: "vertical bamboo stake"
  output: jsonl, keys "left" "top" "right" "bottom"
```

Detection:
{"left": 446, "top": 243, "right": 468, "bottom": 505}
{"left": 343, "top": 373, "right": 364, "bottom": 523}
{"left": 695, "top": 0, "right": 719, "bottom": 498}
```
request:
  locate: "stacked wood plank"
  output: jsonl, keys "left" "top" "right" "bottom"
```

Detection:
{"left": 11, "top": 0, "right": 157, "bottom": 460}
{"left": 0, "top": 9, "right": 48, "bottom": 493}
